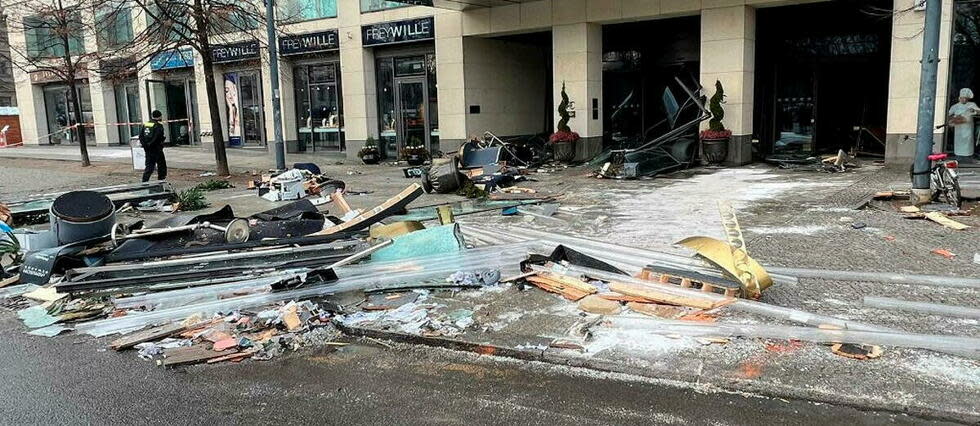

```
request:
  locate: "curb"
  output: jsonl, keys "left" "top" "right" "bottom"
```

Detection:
{"left": 337, "top": 323, "right": 978, "bottom": 425}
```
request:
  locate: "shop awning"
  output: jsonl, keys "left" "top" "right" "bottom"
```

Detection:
{"left": 390, "top": 0, "right": 537, "bottom": 11}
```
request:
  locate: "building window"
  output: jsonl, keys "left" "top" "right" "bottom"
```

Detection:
{"left": 24, "top": 14, "right": 85, "bottom": 59}
{"left": 360, "top": 0, "right": 407, "bottom": 13}
{"left": 213, "top": 5, "right": 261, "bottom": 34}
{"left": 279, "top": 0, "right": 337, "bottom": 22}
{"left": 97, "top": 7, "right": 134, "bottom": 50}
{"left": 0, "top": 97, "right": 12, "bottom": 107}
{"left": 147, "top": 3, "right": 191, "bottom": 42}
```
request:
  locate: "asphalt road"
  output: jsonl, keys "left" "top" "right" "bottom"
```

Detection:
{"left": 0, "top": 314, "right": 954, "bottom": 426}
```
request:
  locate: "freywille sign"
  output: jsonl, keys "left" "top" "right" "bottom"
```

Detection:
{"left": 212, "top": 41, "right": 260, "bottom": 63}
{"left": 280, "top": 30, "right": 340, "bottom": 56}
{"left": 362, "top": 16, "right": 434, "bottom": 47}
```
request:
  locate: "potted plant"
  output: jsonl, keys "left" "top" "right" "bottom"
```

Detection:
{"left": 550, "top": 82, "right": 580, "bottom": 163}
{"left": 401, "top": 137, "right": 429, "bottom": 166}
{"left": 700, "top": 80, "right": 732, "bottom": 165}
{"left": 359, "top": 136, "right": 381, "bottom": 165}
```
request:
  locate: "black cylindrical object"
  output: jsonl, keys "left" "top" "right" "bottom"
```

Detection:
{"left": 424, "top": 159, "right": 464, "bottom": 194}
{"left": 49, "top": 191, "right": 116, "bottom": 245}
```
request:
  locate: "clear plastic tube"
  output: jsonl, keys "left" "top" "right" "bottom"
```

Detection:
{"left": 76, "top": 250, "right": 528, "bottom": 337}
{"left": 467, "top": 225, "right": 980, "bottom": 290}
{"left": 111, "top": 242, "right": 539, "bottom": 311}
{"left": 864, "top": 296, "right": 980, "bottom": 319}
{"left": 464, "top": 225, "right": 799, "bottom": 284}
{"left": 606, "top": 316, "right": 980, "bottom": 359}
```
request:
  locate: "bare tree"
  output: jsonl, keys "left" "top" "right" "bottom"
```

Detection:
{"left": 0, "top": 0, "right": 127, "bottom": 166}
{"left": 123, "top": 0, "right": 275, "bottom": 176}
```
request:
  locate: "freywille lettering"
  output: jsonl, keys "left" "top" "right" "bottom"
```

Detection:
{"left": 362, "top": 17, "right": 434, "bottom": 46}
{"left": 280, "top": 30, "right": 339, "bottom": 55}
{"left": 212, "top": 41, "right": 260, "bottom": 63}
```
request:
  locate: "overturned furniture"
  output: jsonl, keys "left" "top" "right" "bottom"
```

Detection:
{"left": 594, "top": 77, "right": 711, "bottom": 179}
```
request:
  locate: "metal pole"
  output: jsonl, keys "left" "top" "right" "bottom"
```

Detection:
{"left": 265, "top": 0, "right": 286, "bottom": 170}
{"left": 912, "top": 0, "right": 943, "bottom": 193}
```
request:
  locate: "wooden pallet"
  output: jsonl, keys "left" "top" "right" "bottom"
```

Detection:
{"left": 636, "top": 268, "right": 742, "bottom": 298}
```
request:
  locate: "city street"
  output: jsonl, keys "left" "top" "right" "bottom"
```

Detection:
{"left": 1, "top": 155, "right": 977, "bottom": 425}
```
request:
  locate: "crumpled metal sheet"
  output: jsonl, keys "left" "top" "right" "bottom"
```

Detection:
{"left": 676, "top": 236, "right": 773, "bottom": 298}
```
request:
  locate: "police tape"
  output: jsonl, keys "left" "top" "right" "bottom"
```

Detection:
{"left": 0, "top": 119, "right": 193, "bottom": 149}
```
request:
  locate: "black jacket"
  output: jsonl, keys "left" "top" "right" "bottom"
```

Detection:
{"left": 139, "top": 120, "right": 166, "bottom": 150}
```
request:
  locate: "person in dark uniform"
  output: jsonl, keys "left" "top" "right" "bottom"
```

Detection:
{"left": 139, "top": 110, "right": 167, "bottom": 182}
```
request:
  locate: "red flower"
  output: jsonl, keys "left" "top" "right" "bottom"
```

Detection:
{"left": 549, "top": 131, "right": 580, "bottom": 144}
{"left": 700, "top": 129, "right": 732, "bottom": 140}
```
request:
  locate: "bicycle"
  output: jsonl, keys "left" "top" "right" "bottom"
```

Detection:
{"left": 910, "top": 152, "right": 962, "bottom": 208}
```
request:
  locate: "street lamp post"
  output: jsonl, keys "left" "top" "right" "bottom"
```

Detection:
{"left": 265, "top": 0, "right": 286, "bottom": 171}
{"left": 912, "top": 0, "right": 942, "bottom": 201}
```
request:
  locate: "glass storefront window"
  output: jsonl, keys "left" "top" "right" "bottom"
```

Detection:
{"left": 114, "top": 81, "right": 142, "bottom": 144}
{"left": 42, "top": 84, "right": 95, "bottom": 145}
{"left": 376, "top": 57, "right": 397, "bottom": 157}
{"left": 360, "top": 0, "right": 406, "bottom": 13}
{"left": 279, "top": 0, "right": 337, "bottom": 22}
{"left": 375, "top": 52, "right": 438, "bottom": 157}
{"left": 293, "top": 62, "right": 344, "bottom": 152}
{"left": 426, "top": 53, "right": 439, "bottom": 152}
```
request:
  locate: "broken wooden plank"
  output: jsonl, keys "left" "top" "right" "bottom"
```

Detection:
{"left": 924, "top": 212, "right": 971, "bottom": 231}
{"left": 526, "top": 276, "right": 593, "bottom": 301}
{"left": 157, "top": 345, "right": 235, "bottom": 367}
{"left": 538, "top": 272, "right": 597, "bottom": 293}
{"left": 627, "top": 302, "right": 687, "bottom": 319}
{"left": 111, "top": 321, "right": 205, "bottom": 351}
{"left": 608, "top": 281, "right": 727, "bottom": 310}
{"left": 312, "top": 184, "right": 424, "bottom": 236}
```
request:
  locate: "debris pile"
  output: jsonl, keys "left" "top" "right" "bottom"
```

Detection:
{"left": 1, "top": 168, "right": 979, "bottom": 376}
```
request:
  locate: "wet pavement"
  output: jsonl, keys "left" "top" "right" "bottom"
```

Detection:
{"left": 0, "top": 156, "right": 978, "bottom": 424}
{"left": 0, "top": 314, "right": 953, "bottom": 425}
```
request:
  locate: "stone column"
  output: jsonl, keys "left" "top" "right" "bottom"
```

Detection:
{"left": 338, "top": 34, "right": 378, "bottom": 161}
{"left": 82, "top": 12, "right": 115, "bottom": 146}
{"left": 552, "top": 22, "right": 603, "bottom": 161}
{"left": 885, "top": 0, "right": 955, "bottom": 162}
{"left": 700, "top": 4, "right": 755, "bottom": 166}
{"left": 435, "top": 12, "right": 467, "bottom": 153}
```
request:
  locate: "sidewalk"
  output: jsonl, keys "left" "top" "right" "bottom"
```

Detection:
{"left": 0, "top": 144, "right": 346, "bottom": 172}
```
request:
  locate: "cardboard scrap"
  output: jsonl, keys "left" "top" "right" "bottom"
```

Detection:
{"left": 923, "top": 212, "right": 970, "bottom": 231}
{"left": 577, "top": 295, "right": 622, "bottom": 315}
{"left": 283, "top": 305, "right": 302, "bottom": 331}
{"left": 627, "top": 302, "right": 686, "bottom": 319}
{"left": 932, "top": 249, "right": 956, "bottom": 259}
{"left": 831, "top": 343, "right": 882, "bottom": 360}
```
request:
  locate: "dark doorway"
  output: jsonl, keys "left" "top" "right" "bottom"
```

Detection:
{"left": 947, "top": 0, "right": 980, "bottom": 154}
{"left": 756, "top": 1, "right": 892, "bottom": 158}
{"left": 602, "top": 16, "right": 701, "bottom": 149}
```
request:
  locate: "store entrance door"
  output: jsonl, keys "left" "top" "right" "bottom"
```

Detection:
{"left": 394, "top": 77, "right": 428, "bottom": 157}
{"left": 146, "top": 79, "right": 196, "bottom": 146}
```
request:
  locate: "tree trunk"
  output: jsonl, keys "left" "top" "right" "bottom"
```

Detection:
{"left": 65, "top": 75, "right": 91, "bottom": 167}
{"left": 201, "top": 56, "right": 230, "bottom": 176}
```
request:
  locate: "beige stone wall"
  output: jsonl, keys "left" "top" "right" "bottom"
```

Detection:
{"left": 700, "top": 4, "right": 755, "bottom": 137}
{"left": 461, "top": 37, "right": 549, "bottom": 139}
{"left": 886, "top": 0, "right": 955, "bottom": 161}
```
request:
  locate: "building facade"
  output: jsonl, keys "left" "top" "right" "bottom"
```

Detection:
{"left": 0, "top": 18, "right": 16, "bottom": 107}
{"left": 4, "top": 0, "right": 972, "bottom": 163}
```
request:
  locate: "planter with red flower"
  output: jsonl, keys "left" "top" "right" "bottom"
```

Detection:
{"left": 701, "top": 80, "right": 731, "bottom": 165}
{"left": 550, "top": 82, "right": 579, "bottom": 163}
{"left": 550, "top": 129, "right": 579, "bottom": 163}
